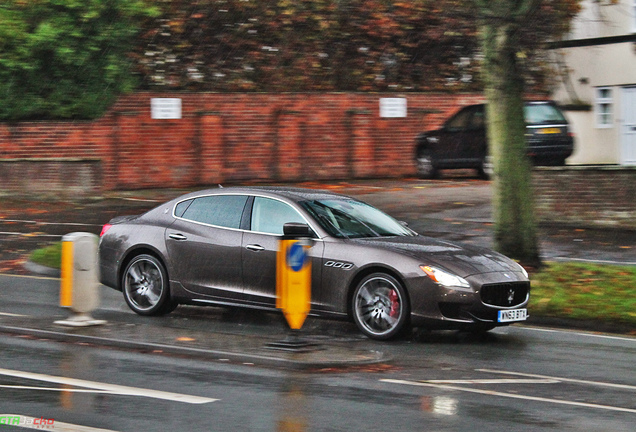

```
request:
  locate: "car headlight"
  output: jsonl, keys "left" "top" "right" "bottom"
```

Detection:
{"left": 420, "top": 266, "right": 470, "bottom": 289}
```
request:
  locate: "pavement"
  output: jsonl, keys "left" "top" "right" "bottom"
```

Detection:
{"left": 1, "top": 174, "right": 635, "bottom": 369}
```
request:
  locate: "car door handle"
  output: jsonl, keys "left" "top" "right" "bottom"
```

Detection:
{"left": 246, "top": 244, "right": 265, "bottom": 252}
{"left": 168, "top": 233, "right": 188, "bottom": 241}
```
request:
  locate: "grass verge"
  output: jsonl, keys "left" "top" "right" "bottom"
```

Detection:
{"left": 529, "top": 262, "right": 636, "bottom": 330}
{"left": 29, "top": 242, "right": 62, "bottom": 270}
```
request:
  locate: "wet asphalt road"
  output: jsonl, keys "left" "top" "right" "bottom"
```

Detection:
{"left": 1, "top": 329, "right": 634, "bottom": 432}
{"left": 0, "top": 273, "right": 635, "bottom": 431}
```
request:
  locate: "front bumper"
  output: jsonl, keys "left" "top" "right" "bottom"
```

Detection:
{"left": 408, "top": 271, "right": 530, "bottom": 329}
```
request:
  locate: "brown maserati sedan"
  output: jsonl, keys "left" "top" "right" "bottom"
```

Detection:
{"left": 99, "top": 187, "right": 530, "bottom": 340}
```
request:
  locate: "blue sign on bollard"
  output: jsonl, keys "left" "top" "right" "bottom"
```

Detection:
{"left": 286, "top": 242, "right": 307, "bottom": 272}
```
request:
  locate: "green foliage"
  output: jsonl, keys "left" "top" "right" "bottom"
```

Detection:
{"left": 0, "top": 0, "right": 159, "bottom": 120}
{"left": 29, "top": 242, "right": 62, "bottom": 269}
{"left": 530, "top": 262, "right": 636, "bottom": 327}
{"left": 0, "top": 0, "right": 581, "bottom": 118}
{"left": 132, "top": 0, "right": 580, "bottom": 93}
{"left": 133, "top": 0, "right": 482, "bottom": 92}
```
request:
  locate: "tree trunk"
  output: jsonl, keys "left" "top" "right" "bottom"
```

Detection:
{"left": 481, "top": 13, "right": 541, "bottom": 267}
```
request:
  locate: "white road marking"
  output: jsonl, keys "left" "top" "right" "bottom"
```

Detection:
{"left": 0, "top": 368, "right": 217, "bottom": 404}
{"left": 0, "top": 219, "right": 100, "bottom": 227}
{"left": 0, "top": 312, "right": 27, "bottom": 317}
{"left": 563, "top": 257, "right": 636, "bottom": 266}
{"left": 0, "top": 232, "right": 61, "bottom": 237}
{"left": 380, "top": 378, "right": 636, "bottom": 414}
{"left": 421, "top": 378, "right": 559, "bottom": 385}
{"left": 0, "top": 414, "right": 119, "bottom": 431}
{"left": 0, "top": 385, "right": 118, "bottom": 393}
{"left": 119, "top": 197, "right": 162, "bottom": 202}
{"left": 0, "top": 273, "right": 59, "bottom": 281}
{"left": 518, "top": 326, "right": 636, "bottom": 342}
{"left": 477, "top": 369, "right": 636, "bottom": 391}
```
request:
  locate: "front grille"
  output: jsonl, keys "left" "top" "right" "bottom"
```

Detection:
{"left": 480, "top": 282, "right": 529, "bottom": 307}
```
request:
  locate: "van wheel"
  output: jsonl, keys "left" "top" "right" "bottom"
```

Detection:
{"left": 478, "top": 156, "right": 493, "bottom": 179}
{"left": 416, "top": 150, "right": 438, "bottom": 179}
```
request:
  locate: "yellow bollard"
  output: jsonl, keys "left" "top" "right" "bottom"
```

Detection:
{"left": 56, "top": 232, "right": 106, "bottom": 327}
{"left": 276, "top": 239, "right": 312, "bottom": 330}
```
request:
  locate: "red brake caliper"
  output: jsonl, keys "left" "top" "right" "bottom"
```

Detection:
{"left": 389, "top": 290, "right": 399, "bottom": 317}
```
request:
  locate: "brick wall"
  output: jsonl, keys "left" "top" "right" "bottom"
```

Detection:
{"left": 0, "top": 92, "right": 484, "bottom": 194}
{"left": 533, "top": 166, "right": 636, "bottom": 230}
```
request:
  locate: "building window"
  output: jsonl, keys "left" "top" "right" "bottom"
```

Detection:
{"left": 596, "top": 87, "right": 613, "bottom": 128}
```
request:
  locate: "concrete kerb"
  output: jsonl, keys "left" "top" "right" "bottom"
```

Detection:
{"left": 0, "top": 323, "right": 389, "bottom": 371}
{"left": 23, "top": 261, "right": 61, "bottom": 278}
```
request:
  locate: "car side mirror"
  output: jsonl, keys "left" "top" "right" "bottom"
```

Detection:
{"left": 283, "top": 222, "right": 312, "bottom": 238}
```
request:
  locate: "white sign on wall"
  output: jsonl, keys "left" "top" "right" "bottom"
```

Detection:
{"left": 379, "top": 98, "right": 407, "bottom": 118}
{"left": 151, "top": 98, "right": 182, "bottom": 119}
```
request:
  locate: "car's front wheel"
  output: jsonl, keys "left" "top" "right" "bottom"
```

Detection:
{"left": 122, "top": 254, "right": 176, "bottom": 316}
{"left": 352, "top": 273, "right": 410, "bottom": 340}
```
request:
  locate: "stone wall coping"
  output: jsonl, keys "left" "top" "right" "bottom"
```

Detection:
{"left": 0, "top": 158, "right": 102, "bottom": 163}
{"left": 534, "top": 165, "right": 636, "bottom": 172}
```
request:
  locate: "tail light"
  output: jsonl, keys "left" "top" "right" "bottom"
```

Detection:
{"left": 100, "top": 224, "right": 113, "bottom": 237}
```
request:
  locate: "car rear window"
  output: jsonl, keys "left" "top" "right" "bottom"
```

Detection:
{"left": 524, "top": 104, "right": 567, "bottom": 125}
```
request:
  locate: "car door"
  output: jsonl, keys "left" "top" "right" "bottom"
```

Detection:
{"left": 465, "top": 105, "right": 487, "bottom": 162}
{"left": 241, "top": 196, "right": 323, "bottom": 306}
{"left": 436, "top": 107, "right": 473, "bottom": 165}
{"left": 166, "top": 194, "right": 249, "bottom": 299}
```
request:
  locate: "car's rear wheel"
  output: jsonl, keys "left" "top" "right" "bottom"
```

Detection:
{"left": 352, "top": 273, "right": 410, "bottom": 340}
{"left": 122, "top": 254, "right": 176, "bottom": 316}
{"left": 416, "top": 150, "right": 438, "bottom": 179}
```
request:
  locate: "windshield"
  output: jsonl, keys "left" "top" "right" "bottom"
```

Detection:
{"left": 300, "top": 199, "right": 415, "bottom": 239}
{"left": 524, "top": 104, "right": 567, "bottom": 125}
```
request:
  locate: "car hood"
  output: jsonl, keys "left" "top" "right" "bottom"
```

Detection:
{"left": 348, "top": 235, "right": 522, "bottom": 277}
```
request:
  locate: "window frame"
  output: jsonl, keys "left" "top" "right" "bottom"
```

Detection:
{"left": 595, "top": 87, "right": 614, "bottom": 129}
{"left": 172, "top": 192, "right": 322, "bottom": 237}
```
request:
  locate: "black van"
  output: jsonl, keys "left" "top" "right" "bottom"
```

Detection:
{"left": 414, "top": 101, "right": 575, "bottom": 178}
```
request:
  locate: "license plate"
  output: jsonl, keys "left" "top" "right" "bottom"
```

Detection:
{"left": 498, "top": 309, "right": 527, "bottom": 323}
{"left": 537, "top": 128, "right": 560, "bottom": 134}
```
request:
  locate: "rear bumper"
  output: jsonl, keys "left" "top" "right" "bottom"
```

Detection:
{"left": 98, "top": 245, "right": 120, "bottom": 290}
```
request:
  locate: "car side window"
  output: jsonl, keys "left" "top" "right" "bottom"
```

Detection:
{"left": 470, "top": 108, "right": 485, "bottom": 129}
{"left": 250, "top": 197, "right": 306, "bottom": 235}
{"left": 174, "top": 199, "right": 193, "bottom": 218}
{"left": 180, "top": 195, "right": 248, "bottom": 229}
{"left": 445, "top": 109, "right": 472, "bottom": 132}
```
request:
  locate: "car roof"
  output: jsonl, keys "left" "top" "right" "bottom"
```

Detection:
{"left": 463, "top": 100, "right": 557, "bottom": 109}
{"left": 173, "top": 186, "right": 350, "bottom": 203}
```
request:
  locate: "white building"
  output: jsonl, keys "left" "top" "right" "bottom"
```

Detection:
{"left": 550, "top": 0, "right": 636, "bottom": 165}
